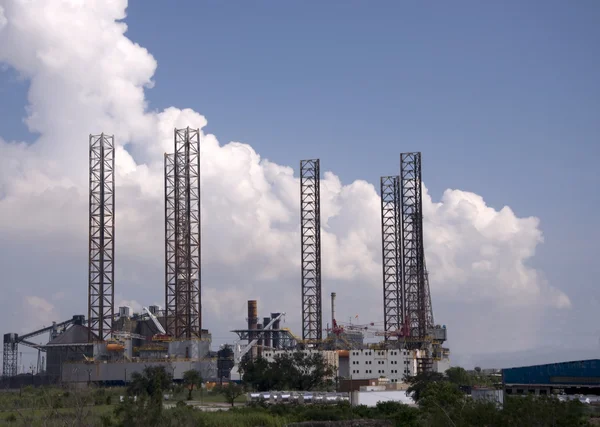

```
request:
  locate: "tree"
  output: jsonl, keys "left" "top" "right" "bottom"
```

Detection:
{"left": 405, "top": 371, "right": 445, "bottom": 402}
{"left": 501, "top": 395, "right": 587, "bottom": 427}
{"left": 117, "top": 365, "right": 173, "bottom": 425}
{"left": 239, "top": 356, "right": 275, "bottom": 391}
{"left": 215, "top": 382, "right": 245, "bottom": 407}
{"left": 240, "top": 351, "right": 336, "bottom": 391}
{"left": 182, "top": 369, "right": 203, "bottom": 401}
{"left": 127, "top": 365, "right": 172, "bottom": 401}
{"left": 287, "top": 351, "right": 336, "bottom": 391}
{"left": 445, "top": 366, "right": 471, "bottom": 386}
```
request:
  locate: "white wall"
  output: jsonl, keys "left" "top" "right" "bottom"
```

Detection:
{"left": 353, "top": 390, "right": 415, "bottom": 407}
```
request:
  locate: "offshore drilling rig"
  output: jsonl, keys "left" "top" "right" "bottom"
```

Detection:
{"left": 379, "top": 153, "right": 448, "bottom": 372}
{"left": 297, "top": 153, "right": 448, "bottom": 372}
{"left": 2, "top": 129, "right": 214, "bottom": 386}
{"left": 3, "top": 141, "right": 448, "bottom": 386}
{"left": 230, "top": 153, "right": 449, "bottom": 382}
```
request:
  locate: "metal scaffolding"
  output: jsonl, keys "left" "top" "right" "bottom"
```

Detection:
{"left": 2, "top": 334, "right": 18, "bottom": 377}
{"left": 380, "top": 176, "right": 403, "bottom": 340}
{"left": 300, "top": 159, "right": 322, "bottom": 342}
{"left": 88, "top": 133, "right": 115, "bottom": 342}
{"left": 399, "top": 152, "right": 433, "bottom": 345}
{"left": 165, "top": 128, "right": 201, "bottom": 339}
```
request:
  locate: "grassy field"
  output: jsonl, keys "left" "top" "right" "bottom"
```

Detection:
{"left": 0, "top": 385, "right": 248, "bottom": 426}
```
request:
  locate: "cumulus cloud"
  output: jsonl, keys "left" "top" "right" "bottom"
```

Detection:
{"left": 0, "top": 0, "right": 570, "bottom": 361}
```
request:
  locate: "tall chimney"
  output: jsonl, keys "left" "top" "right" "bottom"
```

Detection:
{"left": 331, "top": 292, "right": 336, "bottom": 328}
{"left": 248, "top": 300, "right": 258, "bottom": 359}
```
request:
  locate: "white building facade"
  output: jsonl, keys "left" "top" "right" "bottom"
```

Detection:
{"left": 348, "top": 349, "right": 419, "bottom": 382}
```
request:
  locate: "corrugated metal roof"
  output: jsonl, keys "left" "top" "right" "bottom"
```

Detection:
{"left": 47, "top": 324, "right": 96, "bottom": 345}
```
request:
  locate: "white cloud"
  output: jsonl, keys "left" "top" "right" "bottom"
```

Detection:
{"left": 0, "top": 0, "right": 570, "bottom": 358}
{"left": 23, "top": 296, "right": 59, "bottom": 333}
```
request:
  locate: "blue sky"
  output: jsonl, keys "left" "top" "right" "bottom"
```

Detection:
{"left": 0, "top": 0, "right": 599, "bottom": 364}
{"left": 122, "top": 0, "right": 599, "bottom": 341}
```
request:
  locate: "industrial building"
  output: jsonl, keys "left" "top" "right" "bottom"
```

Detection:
{"left": 503, "top": 359, "right": 600, "bottom": 395}
{"left": 2, "top": 140, "right": 449, "bottom": 388}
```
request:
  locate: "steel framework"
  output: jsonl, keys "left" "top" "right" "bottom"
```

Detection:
{"left": 88, "top": 133, "right": 115, "bottom": 342}
{"left": 2, "top": 334, "right": 18, "bottom": 377}
{"left": 165, "top": 128, "right": 202, "bottom": 339}
{"left": 399, "top": 152, "right": 433, "bottom": 346}
{"left": 380, "top": 176, "right": 403, "bottom": 340}
{"left": 300, "top": 159, "right": 322, "bottom": 342}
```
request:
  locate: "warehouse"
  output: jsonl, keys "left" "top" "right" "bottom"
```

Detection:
{"left": 503, "top": 359, "right": 600, "bottom": 395}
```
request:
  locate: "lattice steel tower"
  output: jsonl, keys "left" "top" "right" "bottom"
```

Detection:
{"left": 2, "top": 334, "right": 18, "bottom": 377}
{"left": 165, "top": 128, "right": 202, "bottom": 339}
{"left": 300, "top": 159, "right": 322, "bottom": 342}
{"left": 399, "top": 152, "right": 434, "bottom": 346}
{"left": 380, "top": 176, "right": 403, "bottom": 340}
{"left": 88, "top": 133, "right": 115, "bottom": 341}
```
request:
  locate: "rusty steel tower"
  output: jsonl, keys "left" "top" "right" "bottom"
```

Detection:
{"left": 380, "top": 153, "right": 434, "bottom": 349}
{"left": 88, "top": 133, "right": 115, "bottom": 342}
{"left": 300, "top": 159, "right": 322, "bottom": 342}
{"left": 165, "top": 127, "right": 202, "bottom": 339}
{"left": 400, "top": 152, "right": 434, "bottom": 343}
{"left": 380, "top": 176, "right": 403, "bottom": 340}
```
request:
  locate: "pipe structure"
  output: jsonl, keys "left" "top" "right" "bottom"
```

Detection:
{"left": 263, "top": 317, "right": 271, "bottom": 348}
{"left": 256, "top": 323, "right": 263, "bottom": 357}
{"left": 271, "top": 312, "right": 281, "bottom": 349}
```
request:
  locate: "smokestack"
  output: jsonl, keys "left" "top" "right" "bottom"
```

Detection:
{"left": 263, "top": 317, "right": 271, "bottom": 348}
{"left": 331, "top": 292, "right": 336, "bottom": 328}
{"left": 248, "top": 300, "right": 258, "bottom": 359}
